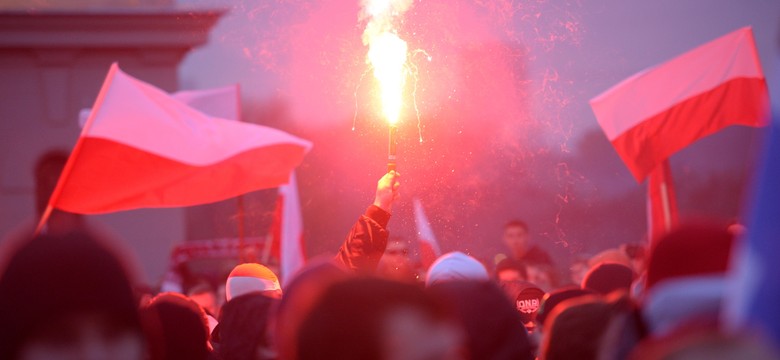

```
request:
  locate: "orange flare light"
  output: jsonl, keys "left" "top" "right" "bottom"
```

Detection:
{"left": 367, "top": 32, "right": 408, "bottom": 125}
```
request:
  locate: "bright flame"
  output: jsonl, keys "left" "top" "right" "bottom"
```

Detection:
{"left": 367, "top": 32, "right": 408, "bottom": 125}
{"left": 361, "top": 0, "right": 412, "bottom": 125}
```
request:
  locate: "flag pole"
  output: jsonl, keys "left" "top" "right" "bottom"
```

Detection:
{"left": 237, "top": 195, "right": 246, "bottom": 263}
{"left": 33, "top": 205, "right": 53, "bottom": 236}
{"left": 647, "top": 159, "right": 679, "bottom": 243}
{"left": 234, "top": 83, "right": 247, "bottom": 263}
{"left": 34, "top": 64, "right": 120, "bottom": 236}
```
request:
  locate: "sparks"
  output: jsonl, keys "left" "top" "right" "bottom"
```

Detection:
{"left": 361, "top": 0, "right": 413, "bottom": 126}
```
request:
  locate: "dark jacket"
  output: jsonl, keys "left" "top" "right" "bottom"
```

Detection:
{"left": 334, "top": 205, "right": 391, "bottom": 274}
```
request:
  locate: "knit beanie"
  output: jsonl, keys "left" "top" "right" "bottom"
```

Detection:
{"left": 582, "top": 263, "right": 635, "bottom": 295}
{"left": 426, "top": 252, "right": 489, "bottom": 287}
{"left": 536, "top": 287, "right": 596, "bottom": 327}
{"left": 645, "top": 224, "right": 733, "bottom": 290}
{"left": 226, "top": 263, "right": 281, "bottom": 301}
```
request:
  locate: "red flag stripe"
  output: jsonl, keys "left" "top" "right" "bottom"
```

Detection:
{"left": 611, "top": 77, "right": 768, "bottom": 181}
{"left": 56, "top": 137, "right": 307, "bottom": 214}
{"left": 592, "top": 27, "right": 764, "bottom": 141}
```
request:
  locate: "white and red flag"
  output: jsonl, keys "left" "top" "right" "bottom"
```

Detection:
{"left": 41, "top": 63, "right": 311, "bottom": 221}
{"left": 590, "top": 27, "right": 769, "bottom": 182}
{"left": 79, "top": 85, "right": 240, "bottom": 127}
{"left": 172, "top": 85, "right": 240, "bottom": 121}
{"left": 413, "top": 198, "right": 441, "bottom": 270}
{"left": 273, "top": 172, "right": 306, "bottom": 284}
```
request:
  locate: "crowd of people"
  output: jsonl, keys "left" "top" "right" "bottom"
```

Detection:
{"left": 0, "top": 169, "right": 778, "bottom": 360}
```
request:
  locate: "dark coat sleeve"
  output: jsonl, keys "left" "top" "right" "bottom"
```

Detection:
{"left": 334, "top": 205, "right": 391, "bottom": 274}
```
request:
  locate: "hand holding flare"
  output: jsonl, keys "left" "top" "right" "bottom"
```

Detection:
{"left": 373, "top": 171, "right": 401, "bottom": 213}
{"left": 362, "top": 0, "right": 411, "bottom": 172}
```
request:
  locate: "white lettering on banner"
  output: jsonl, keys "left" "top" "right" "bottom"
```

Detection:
{"left": 516, "top": 299, "right": 540, "bottom": 314}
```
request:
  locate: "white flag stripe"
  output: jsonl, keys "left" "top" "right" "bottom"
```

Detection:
{"left": 280, "top": 172, "right": 305, "bottom": 284}
{"left": 591, "top": 27, "right": 763, "bottom": 140}
{"left": 78, "top": 85, "right": 239, "bottom": 128}
{"left": 85, "top": 64, "right": 311, "bottom": 166}
{"left": 173, "top": 85, "right": 240, "bottom": 121}
{"left": 413, "top": 198, "right": 441, "bottom": 255}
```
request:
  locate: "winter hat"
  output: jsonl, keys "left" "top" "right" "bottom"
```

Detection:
{"left": 536, "top": 287, "right": 596, "bottom": 327}
{"left": 426, "top": 251, "right": 489, "bottom": 286}
{"left": 582, "top": 262, "right": 635, "bottom": 295}
{"left": 587, "top": 249, "right": 633, "bottom": 270}
{"left": 226, "top": 263, "right": 281, "bottom": 301}
{"left": 645, "top": 224, "right": 733, "bottom": 290}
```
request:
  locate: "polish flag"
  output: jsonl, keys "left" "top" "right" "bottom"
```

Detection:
{"left": 590, "top": 27, "right": 769, "bottom": 182}
{"left": 172, "top": 85, "right": 240, "bottom": 121}
{"left": 413, "top": 198, "right": 441, "bottom": 270}
{"left": 44, "top": 63, "right": 311, "bottom": 216}
{"left": 275, "top": 172, "right": 306, "bottom": 285}
{"left": 79, "top": 85, "right": 240, "bottom": 128}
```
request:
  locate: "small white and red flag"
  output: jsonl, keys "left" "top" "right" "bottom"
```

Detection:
{"left": 413, "top": 198, "right": 441, "bottom": 270}
{"left": 272, "top": 172, "right": 306, "bottom": 285}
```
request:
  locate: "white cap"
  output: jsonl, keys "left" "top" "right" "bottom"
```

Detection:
{"left": 425, "top": 251, "right": 489, "bottom": 287}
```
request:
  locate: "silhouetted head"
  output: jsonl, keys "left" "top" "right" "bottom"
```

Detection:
{"left": 275, "top": 260, "right": 348, "bottom": 360}
{"left": 0, "top": 231, "right": 144, "bottom": 360}
{"left": 428, "top": 280, "right": 534, "bottom": 360}
{"left": 141, "top": 292, "right": 210, "bottom": 360}
{"left": 582, "top": 262, "right": 635, "bottom": 295}
{"left": 298, "top": 278, "right": 462, "bottom": 360}
{"left": 495, "top": 258, "right": 528, "bottom": 282}
{"left": 214, "top": 292, "right": 277, "bottom": 360}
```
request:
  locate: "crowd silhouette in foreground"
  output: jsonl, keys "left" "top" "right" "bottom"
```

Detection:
{"left": 0, "top": 170, "right": 778, "bottom": 360}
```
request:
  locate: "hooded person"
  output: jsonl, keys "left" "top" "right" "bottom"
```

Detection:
{"left": 0, "top": 231, "right": 145, "bottom": 360}
{"left": 426, "top": 252, "right": 489, "bottom": 287}
{"left": 213, "top": 293, "right": 278, "bottom": 360}
{"left": 427, "top": 280, "right": 534, "bottom": 360}
{"left": 641, "top": 223, "right": 734, "bottom": 337}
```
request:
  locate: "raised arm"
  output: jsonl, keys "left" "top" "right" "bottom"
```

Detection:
{"left": 335, "top": 171, "right": 400, "bottom": 274}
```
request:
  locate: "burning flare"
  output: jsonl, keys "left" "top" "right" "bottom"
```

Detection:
{"left": 361, "top": 0, "right": 412, "bottom": 125}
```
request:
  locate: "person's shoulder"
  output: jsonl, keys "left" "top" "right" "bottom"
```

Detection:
{"left": 523, "top": 245, "right": 553, "bottom": 266}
